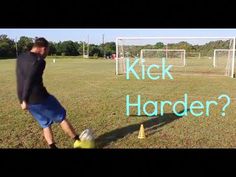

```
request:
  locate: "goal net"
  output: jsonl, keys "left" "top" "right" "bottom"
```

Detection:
{"left": 140, "top": 49, "right": 186, "bottom": 67}
{"left": 116, "top": 37, "right": 236, "bottom": 78}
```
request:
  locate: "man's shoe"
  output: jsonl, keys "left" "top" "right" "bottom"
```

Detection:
{"left": 73, "top": 140, "right": 95, "bottom": 149}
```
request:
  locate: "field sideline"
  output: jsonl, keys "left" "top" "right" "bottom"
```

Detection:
{"left": 1, "top": 57, "right": 236, "bottom": 148}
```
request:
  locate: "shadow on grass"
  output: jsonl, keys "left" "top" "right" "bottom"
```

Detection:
{"left": 95, "top": 109, "right": 189, "bottom": 148}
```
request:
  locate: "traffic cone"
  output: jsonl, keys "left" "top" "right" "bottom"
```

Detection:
{"left": 138, "top": 124, "right": 146, "bottom": 139}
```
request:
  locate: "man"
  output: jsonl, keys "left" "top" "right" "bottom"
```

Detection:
{"left": 16, "top": 37, "right": 89, "bottom": 149}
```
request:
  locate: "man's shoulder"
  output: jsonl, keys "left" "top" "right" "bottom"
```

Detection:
{"left": 17, "top": 52, "right": 40, "bottom": 61}
{"left": 18, "top": 52, "right": 29, "bottom": 58}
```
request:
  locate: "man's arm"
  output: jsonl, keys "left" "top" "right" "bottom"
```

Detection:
{"left": 16, "top": 58, "right": 23, "bottom": 104}
{"left": 21, "top": 60, "right": 40, "bottom": 107}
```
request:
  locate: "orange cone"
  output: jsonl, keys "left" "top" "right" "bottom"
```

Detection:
{"left": 138, "top": 124, "right": 146, "bottom": 139}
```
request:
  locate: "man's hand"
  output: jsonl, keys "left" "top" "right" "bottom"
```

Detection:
{"left": 21, "top": 101, "right": 28, "bottom": 110}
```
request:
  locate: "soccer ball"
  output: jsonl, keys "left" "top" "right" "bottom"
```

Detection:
{"left": 79, "top": 129, "right": 95, "bottom": 141}
{"left": 75, "top": 129, "right": 96, "bottom": 148}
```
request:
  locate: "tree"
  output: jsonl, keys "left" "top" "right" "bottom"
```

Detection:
{"left": 17, "top": 36, "right": 34, "bottom": 54}
{"left": 0, "top": 35, "right": 15, "bottom": 58}
{"left": 77, "top": 41, "right": 84, "bottom": 55}
{"left": 48, "top": 42, "right": 57, "bottom": 55}
{"left": 89, "top": 44, "right": 102, "bottom": 57}
{"left": 55, "top": 41, "right": 79, "bottom": 56}
{"left": 103, "top": 42, "right": 116, "bottom": 57}
{"left": 73, "top": 42, "right": 82, "bottom": 55}
{"left": 155, "top": 42, "right": 165, "bottom": 49}
{"left": 55, "top": 42, "right": 63, "bottom": 55}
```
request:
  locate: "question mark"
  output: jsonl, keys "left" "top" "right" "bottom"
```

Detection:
{"left": 218, "top": 94, "right": 231, "bottom": 117}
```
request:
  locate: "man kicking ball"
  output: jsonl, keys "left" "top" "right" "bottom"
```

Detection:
{"left": 16, "top": 37, "right": 95, "bottom": 149}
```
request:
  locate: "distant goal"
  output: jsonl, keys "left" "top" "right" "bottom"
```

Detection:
{"left": 116, "top": 37, "right": 236, "bottom": 78}
{"left": 140, "top": 49, "right": 186, "bottom": 67}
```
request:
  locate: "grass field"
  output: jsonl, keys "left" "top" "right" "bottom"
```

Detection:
{"left": 1, "top": 57, "right": 236, "bottom": 148}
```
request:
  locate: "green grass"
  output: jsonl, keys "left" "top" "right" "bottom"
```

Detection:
{"left": 1, "top": 57, "right": 236, "bottom": 148}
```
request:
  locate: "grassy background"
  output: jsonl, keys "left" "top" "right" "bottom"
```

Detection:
{"left": 1, "top": 57, "right": 236, "bottom": 148}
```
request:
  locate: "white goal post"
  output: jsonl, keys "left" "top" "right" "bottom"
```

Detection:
{"left": 116, "top": 36, "right": 236, "bottom": 78}
{"left": 140, "top": 49, "right": 186, "bottom": 67}
{"left": 213, "top": 49, "right": 234, "bottom": 67}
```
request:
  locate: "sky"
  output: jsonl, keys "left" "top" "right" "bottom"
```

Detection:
{"left": 1, "top": 29, "right": 236, "bottom": 44}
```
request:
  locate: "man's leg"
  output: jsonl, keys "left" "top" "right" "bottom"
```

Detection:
{"left": 60, "top": 119, "right": 79, "bottom": 140}
{"left": 43, "top": 127, "right": 57, "bottom": 149}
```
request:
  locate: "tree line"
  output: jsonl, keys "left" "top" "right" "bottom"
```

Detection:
{"left": 123, "top": 40, "right": 233, "bottom": 57}
{"left": 0, "top": 35, "right": 116, "bottom": 58}
{"left": 0, "top": 34, "right": 233, "bottom": 59}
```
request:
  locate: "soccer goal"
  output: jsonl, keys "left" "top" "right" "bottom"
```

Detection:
{"left": 116, "top": 37, "right": 236, "bottom": 78}
{"left": 213, "top": 49, "right": 234, "bottom": 67}
{"left": 213, "top": 49, "right": 236, "bottom": 77}
{"left": 140, "top": 49, "right": 186, "bottom": 67}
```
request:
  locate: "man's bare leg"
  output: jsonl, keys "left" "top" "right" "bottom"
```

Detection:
{"left": 43, "top": 127, "right": 57, "bottom": 148}
{"left": 60, "top": 119, "right": 79, "bottom": 140}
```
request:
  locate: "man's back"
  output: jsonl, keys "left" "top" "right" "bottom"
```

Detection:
{"left": 16, "top": 52, "right": 49, "bottom": 104}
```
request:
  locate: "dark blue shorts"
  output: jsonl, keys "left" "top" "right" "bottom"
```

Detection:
{"left": 28, "top": 95, "right": 66, "bottom": 128}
